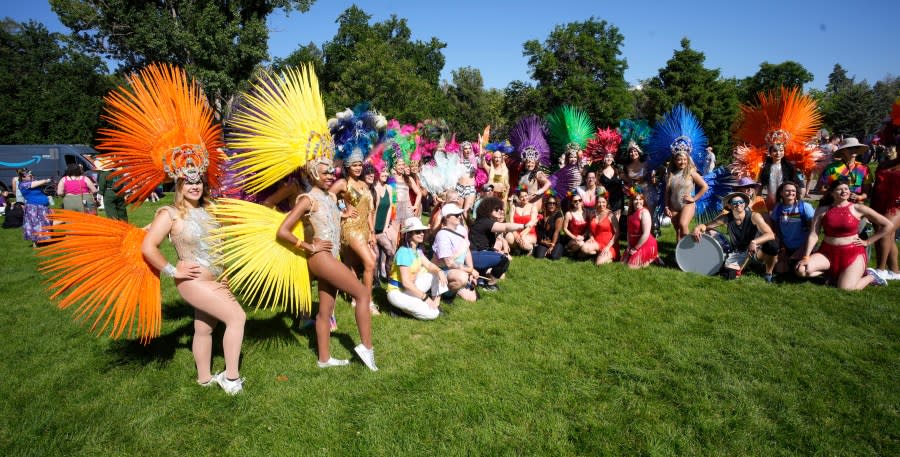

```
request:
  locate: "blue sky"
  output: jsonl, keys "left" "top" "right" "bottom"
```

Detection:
{"left": 5, "top": 0, "right": 898, "bottom": 90}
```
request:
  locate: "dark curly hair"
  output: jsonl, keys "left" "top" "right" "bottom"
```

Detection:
{"left": 475, "top": 196, "right": 504, "bottom": 220}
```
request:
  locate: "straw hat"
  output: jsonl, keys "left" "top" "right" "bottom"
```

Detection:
{"left": 834, "top": 137, "right": 868, "bottom": 158}
{"left": 400, "top": 217, "right": 429, "bottom": 233}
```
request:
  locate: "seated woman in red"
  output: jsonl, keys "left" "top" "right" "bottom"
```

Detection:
{"left": 623, "top": 192, "right": 658, "bottom": 269}
{"left": 580, "top": 193, "right": 618, "bottom": 265}
{"left": 796, "top": 179, "right": 894, "bottom": 289}
{"left": 562, "top": 193, "right": 589, "bottom": 255}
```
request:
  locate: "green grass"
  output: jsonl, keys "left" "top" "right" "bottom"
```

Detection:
{"left": 1, "top": 198, "right": 898, "bottom": 456}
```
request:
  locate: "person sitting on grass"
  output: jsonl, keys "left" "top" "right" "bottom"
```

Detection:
{"left": 768, "top": 181, "right": 815, "bottom": 280}
{"left": 469, "top": 196, "right": 532, "bottom": 290}
{"left": 692, "top": 191, "right": 778, "bottom": 281}
{"left": 622, "top": 191, "right": 659, "bottom": 269}
{"left": 505, "top": 186, "right": 538, "bottom": 255}
{"left": 385, "top": 217, "right": 449, "bottom": 320}
{"left": 432, "top": 203, "right": 479, "bottom": 302}
{"left": 562, "top": 192, "right": 589, "bottom": 257}
{"left": 795, "top": 179, "right": 894, "bottom": 290}
{"left": 534, "top": 194, "right": 565, "bottom": 260}
{"left": 581, "top": 193, "right": 618, "bottom": 265}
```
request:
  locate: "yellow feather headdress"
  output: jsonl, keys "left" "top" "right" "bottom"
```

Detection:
{"left": 227, "top": 65, "right": 334, "bottom": 194}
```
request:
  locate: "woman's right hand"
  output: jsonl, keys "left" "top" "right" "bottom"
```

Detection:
{"left": 310, "top": 238, "right": 333, "bottom": 254}
{"left": 175, "top": 261, "right": 203, "bottom": 280}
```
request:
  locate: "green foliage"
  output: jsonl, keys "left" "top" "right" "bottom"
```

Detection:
{"left": 0, "top": 19, "right": 113, "bottom": 144}
{"left": 502, "top": 80, "right": 544, "bottom": 135}
{"left": 443, "top": 67, "right": 505, "bottom": 140}
{"left": 522, "top": 18, "right": 633, "bottom": 128}
{"left": 739, "top": 61, "right": 814, "bottom": 103}
{"left": 643, "top": 38, "right": 740, "bottom": 164}
{"left": 817, "top": 64, "right": 894, "bottom": 139}
{"left": 1, "top": 200, "right": 899, "bottom": 456}
{"left": 50, "top": 0, "right": 316, "bottom": 116}
{"left": 317, "top": 6, "right": 447, "bottom": 123}
{"left": 271, "top": 41, "right": 323, "bottom": 76}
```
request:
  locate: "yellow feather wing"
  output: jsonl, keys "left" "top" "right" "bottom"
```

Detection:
{"left": 209, "top": 199, "right": 312, "bottom": 315}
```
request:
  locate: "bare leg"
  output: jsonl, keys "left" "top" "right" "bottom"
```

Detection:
{"left": 177, "top": 279, "right": 246, "bottom": 380}
{"left": 836, "top": 255, "right": 873, "bottom": 290}
{"left": 796, "top": 253, "right": 829, "bottom": 278}
{"left": 309, "top": 253, "right": 373, "bottom": 349}
{"left": 192, "top": 309, "right": 216, "bottom": 383}
{"left": 675, "top": 203, "right": 695, "bottom": 241}
{"left": 875, "top": 212, "right": 899, "bottom": 271}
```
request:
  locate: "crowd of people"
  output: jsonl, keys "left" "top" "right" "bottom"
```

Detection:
{"left": 14, "top": 64, "right": 899, "bottom": 397}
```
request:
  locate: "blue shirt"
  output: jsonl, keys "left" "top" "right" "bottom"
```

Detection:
{"left": 19, "top": 181, "right": 49, "bottom": 206}
{"left": 771, "top": 201, "right": 814, "bottom": 250}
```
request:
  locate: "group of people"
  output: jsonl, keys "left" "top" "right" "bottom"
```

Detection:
{"left": 28, "top": 64, "right": 899, "bottom": 399}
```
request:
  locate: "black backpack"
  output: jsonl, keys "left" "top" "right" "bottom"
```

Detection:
{"left": 2, "top": 202, "right": 24, "bottom": 228}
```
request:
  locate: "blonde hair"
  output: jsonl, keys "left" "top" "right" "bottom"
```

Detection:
{"left": 668, "top": 150, "right": 696, "bottom": 183}
{"left": 172, "top": 178, "right": 210, "bottom": 217}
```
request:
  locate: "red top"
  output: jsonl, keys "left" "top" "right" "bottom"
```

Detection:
{"left": 822, "top": 204, "right": 859, "bottom": 238}
{"left": 512, "top": 208, "right": 536, "bottom": 237}
{"left": 589, "top": 214, "right": 614, "bottom": 241}
{"left": 567, "top": 214, "right": 587, "bottom": 237}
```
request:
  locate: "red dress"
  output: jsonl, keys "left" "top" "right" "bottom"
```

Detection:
{"left": 625, "top": 208, "right": 658, "bottom": 267}
{"left": 872, "top": 168, "right": 900, "bottom": 217}
{"left": 567, "top": 214, "right": 587, "bottom": 238}
{"left": 589, "top": 213, "right": 618, "bottom": 260}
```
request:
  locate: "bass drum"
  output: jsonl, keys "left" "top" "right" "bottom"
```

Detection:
{"left": 676, "top": 233, "right": 727, "bottom": 276}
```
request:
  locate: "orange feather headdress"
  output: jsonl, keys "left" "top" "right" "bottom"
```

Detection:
{"left": 731, "top": 86, "right": 822, "bottom": 180}
{"left": 96, "top": 63, "right": 225, "bottom": 204}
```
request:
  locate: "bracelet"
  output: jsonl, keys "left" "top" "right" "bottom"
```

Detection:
{"left": 162, "top": 263, "right": 177, "bottom": 277}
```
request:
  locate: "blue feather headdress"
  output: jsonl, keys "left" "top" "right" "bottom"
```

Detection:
{"left": 694, "top": 166, "right": 737, "bottom": 223}
{"left": 509, "top": 115, "right": 551, "bottom": 167}
{"left": 618, "top": 119, "right": 651, "bottom": 156}
{"left": 646, "top": 105, "right": 706, "bottom": 171}
{"left": 485, "top": 141, "right": 515, "bottom": 155}
{"left": 329, "top": 103, "right": 387, "bottom": 164}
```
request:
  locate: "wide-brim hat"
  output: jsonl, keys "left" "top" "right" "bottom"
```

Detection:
{"left": 734, "top": 176, "right": 760, "bottom": 188}
{"left": 835, "top": 137, "right": 868, "bottom": 158}
{"left": 722, "top": 191, "right": 751, "bottom": 210}
{"left": 400, "top": 217, "right": 429, "bottom": 233}
{"left": 440, "top": 203, "right": 465, "bottom": 217}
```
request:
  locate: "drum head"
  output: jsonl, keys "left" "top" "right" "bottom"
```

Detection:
{"left": 676, "top": 233, "right": 725, "bottom": 276}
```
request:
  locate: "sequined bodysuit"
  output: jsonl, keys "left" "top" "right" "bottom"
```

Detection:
{"left": 302, "top": 187, "right": 341, "bottom": 258}
{"left": 165, "top": 206, "right": 223, "bottom": 278}
{"left": 341, "top": 182, "right": 373, "bottom": 247}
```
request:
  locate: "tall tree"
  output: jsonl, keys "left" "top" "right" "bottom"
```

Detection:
{"left": 50, "top": 0, "right": 316, "bottom": 116}
{"left": 502, "top": 80, "right": 543, "bottom": 133}
{"left": 826, "top": 63, "right": 852, "bottom": 93}
{"left": 444, "top": 67, "right": 492, "bottom": 139}
{"left": 0, "top": 19, "right": 113, "bottom": 144}
{"left": 522, "top": 18, "right": 633, "bottom": 127}
{"left": 739, "top": 61, "right": 814, "bottom": 102}
{"left": 643, "top": 38, "right": 740, "bottom": 164}
{"left": 317, "top": 6, "right": 447, "bottom": 123}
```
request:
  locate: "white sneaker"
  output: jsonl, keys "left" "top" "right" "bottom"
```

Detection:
{"left": 886, "top": 270, "right": 900, "bottom": 281}
{"left": 866, "top": 268, "right": 887, "bottom": 287}
{"left": 198, "top": 372, "right": 219, "bottom": 387}
{"left": 317, "top": 357, "right": 350, "bottom": 368}
{"left": 213, "top": 371, "right": 244, "bottom": 395}
{"left": 354, "top": 344, "right": 378, "bottom": 372}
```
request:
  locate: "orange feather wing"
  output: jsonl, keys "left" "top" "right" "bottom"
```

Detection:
{"left": 38, "top": 211, "right": 161, "bottom": 343}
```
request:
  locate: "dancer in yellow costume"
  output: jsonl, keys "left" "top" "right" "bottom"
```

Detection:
{"left": 225, "top": 66, "right": 378, "bottom": 370}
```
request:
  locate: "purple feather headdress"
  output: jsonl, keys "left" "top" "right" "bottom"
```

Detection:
{"left": 509, "top": 115, "right": 551, "bottom": 167}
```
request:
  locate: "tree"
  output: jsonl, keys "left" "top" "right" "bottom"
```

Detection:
{"left": 739, "top": 61, "right": 814, "bottom": 102}
{"left": 643, "top": 38, "right": 740, "bottom": 164}
{"left": 317, "top": 6, "right": 447, "bottom": 123}
{"left": 444, "top": 67, "right": 494, "bottom": 139}
{"left": 502, "top": 80, "right": 543, "bottom": 132}
{"left": 272, "top": 41, "right": 324, "bottom": 76}
{"left": 50, "top": 0, "right": 316, "bottom": 116}
{"left": 522, "top": 18, "right": 633, "bottom": 127}
{"left": 817, "top": 65, "right": 892, "bottom": 139}
{"left": 826, "top": 63, "right": 852, "bottom": 93}
{"left": 0, "top": 19, "right": 113, "bottom": 144}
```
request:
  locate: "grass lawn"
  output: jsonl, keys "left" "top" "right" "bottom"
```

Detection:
{"left": 1, "top": 198, "right": 898, "bottom": 456}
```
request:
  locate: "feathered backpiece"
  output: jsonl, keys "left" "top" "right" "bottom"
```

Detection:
{"left": 694, "top": 167, "right": 737, "bottom": 223}
{"left": 227, "top": 65, "right": 333, "bottom": 194}
{"left": 485, "top": 141, "right": 515, "bottom": 156}
{"left": 381, "top": 123, "right": 418, "bottom": 171}
{"left": 546, "top": 106, "right": 595, "bottom": 168}
{"left": 39, "top": 211, "right": 161, "bottom": 343}
{"left": 419, "top": 150, "right": 469, "bottom": 196}
{"left": 509, "top": 115, "right": 551, "bottom": 167}
{"left": 328, "top": 103, "right": 387, "bottom": 164}
{"left": 618, "top": 119, "right": 652, "bottom": 156}
{"left": 96, "top": 63, "right": 225, "bottom": 204}
{"left": 647, "top": 105, "right": 707, "bottom": 171}
{"left": 585, "top": 127, "right": 622, "bottom": 162}
{"left": 732, "top": 86, "right": 822, "bottom": 179}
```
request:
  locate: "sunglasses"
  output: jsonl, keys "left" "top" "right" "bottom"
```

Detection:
{"left": 730, "top": 199, "right": 746, "bottom": 205}
{"left": 572, "top": 199, "right": 583, "bottom": 202}
{"left": 546, "top": 201, "right": 558, "bottom": 205}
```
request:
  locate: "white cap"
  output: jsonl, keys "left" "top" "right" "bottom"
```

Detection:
{"left": 441, "top": 203, "right": 465, "bottom": 217}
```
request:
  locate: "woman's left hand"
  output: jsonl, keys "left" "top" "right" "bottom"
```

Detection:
{"left": 682, "top": 195, "right": 695, "bottom": 203}
{"left": 852, "top": 236, "right": 868, "bottom": 247}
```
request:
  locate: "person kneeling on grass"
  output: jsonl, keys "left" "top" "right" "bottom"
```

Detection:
{"left": 692, "top": 190, "right": 778, "bottom": 281}
{"left": 386, "top": 217, "right": 449, "bottom": 320}
{"left": 432, "top": 203, "right": 479, "bottom": 302}
{"left": 469, "top": 196, "right": 533, "bottom": 290}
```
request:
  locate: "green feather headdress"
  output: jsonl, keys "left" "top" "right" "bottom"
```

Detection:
{"left": 546, "top": 106, "right": 594, "bottom": 167}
